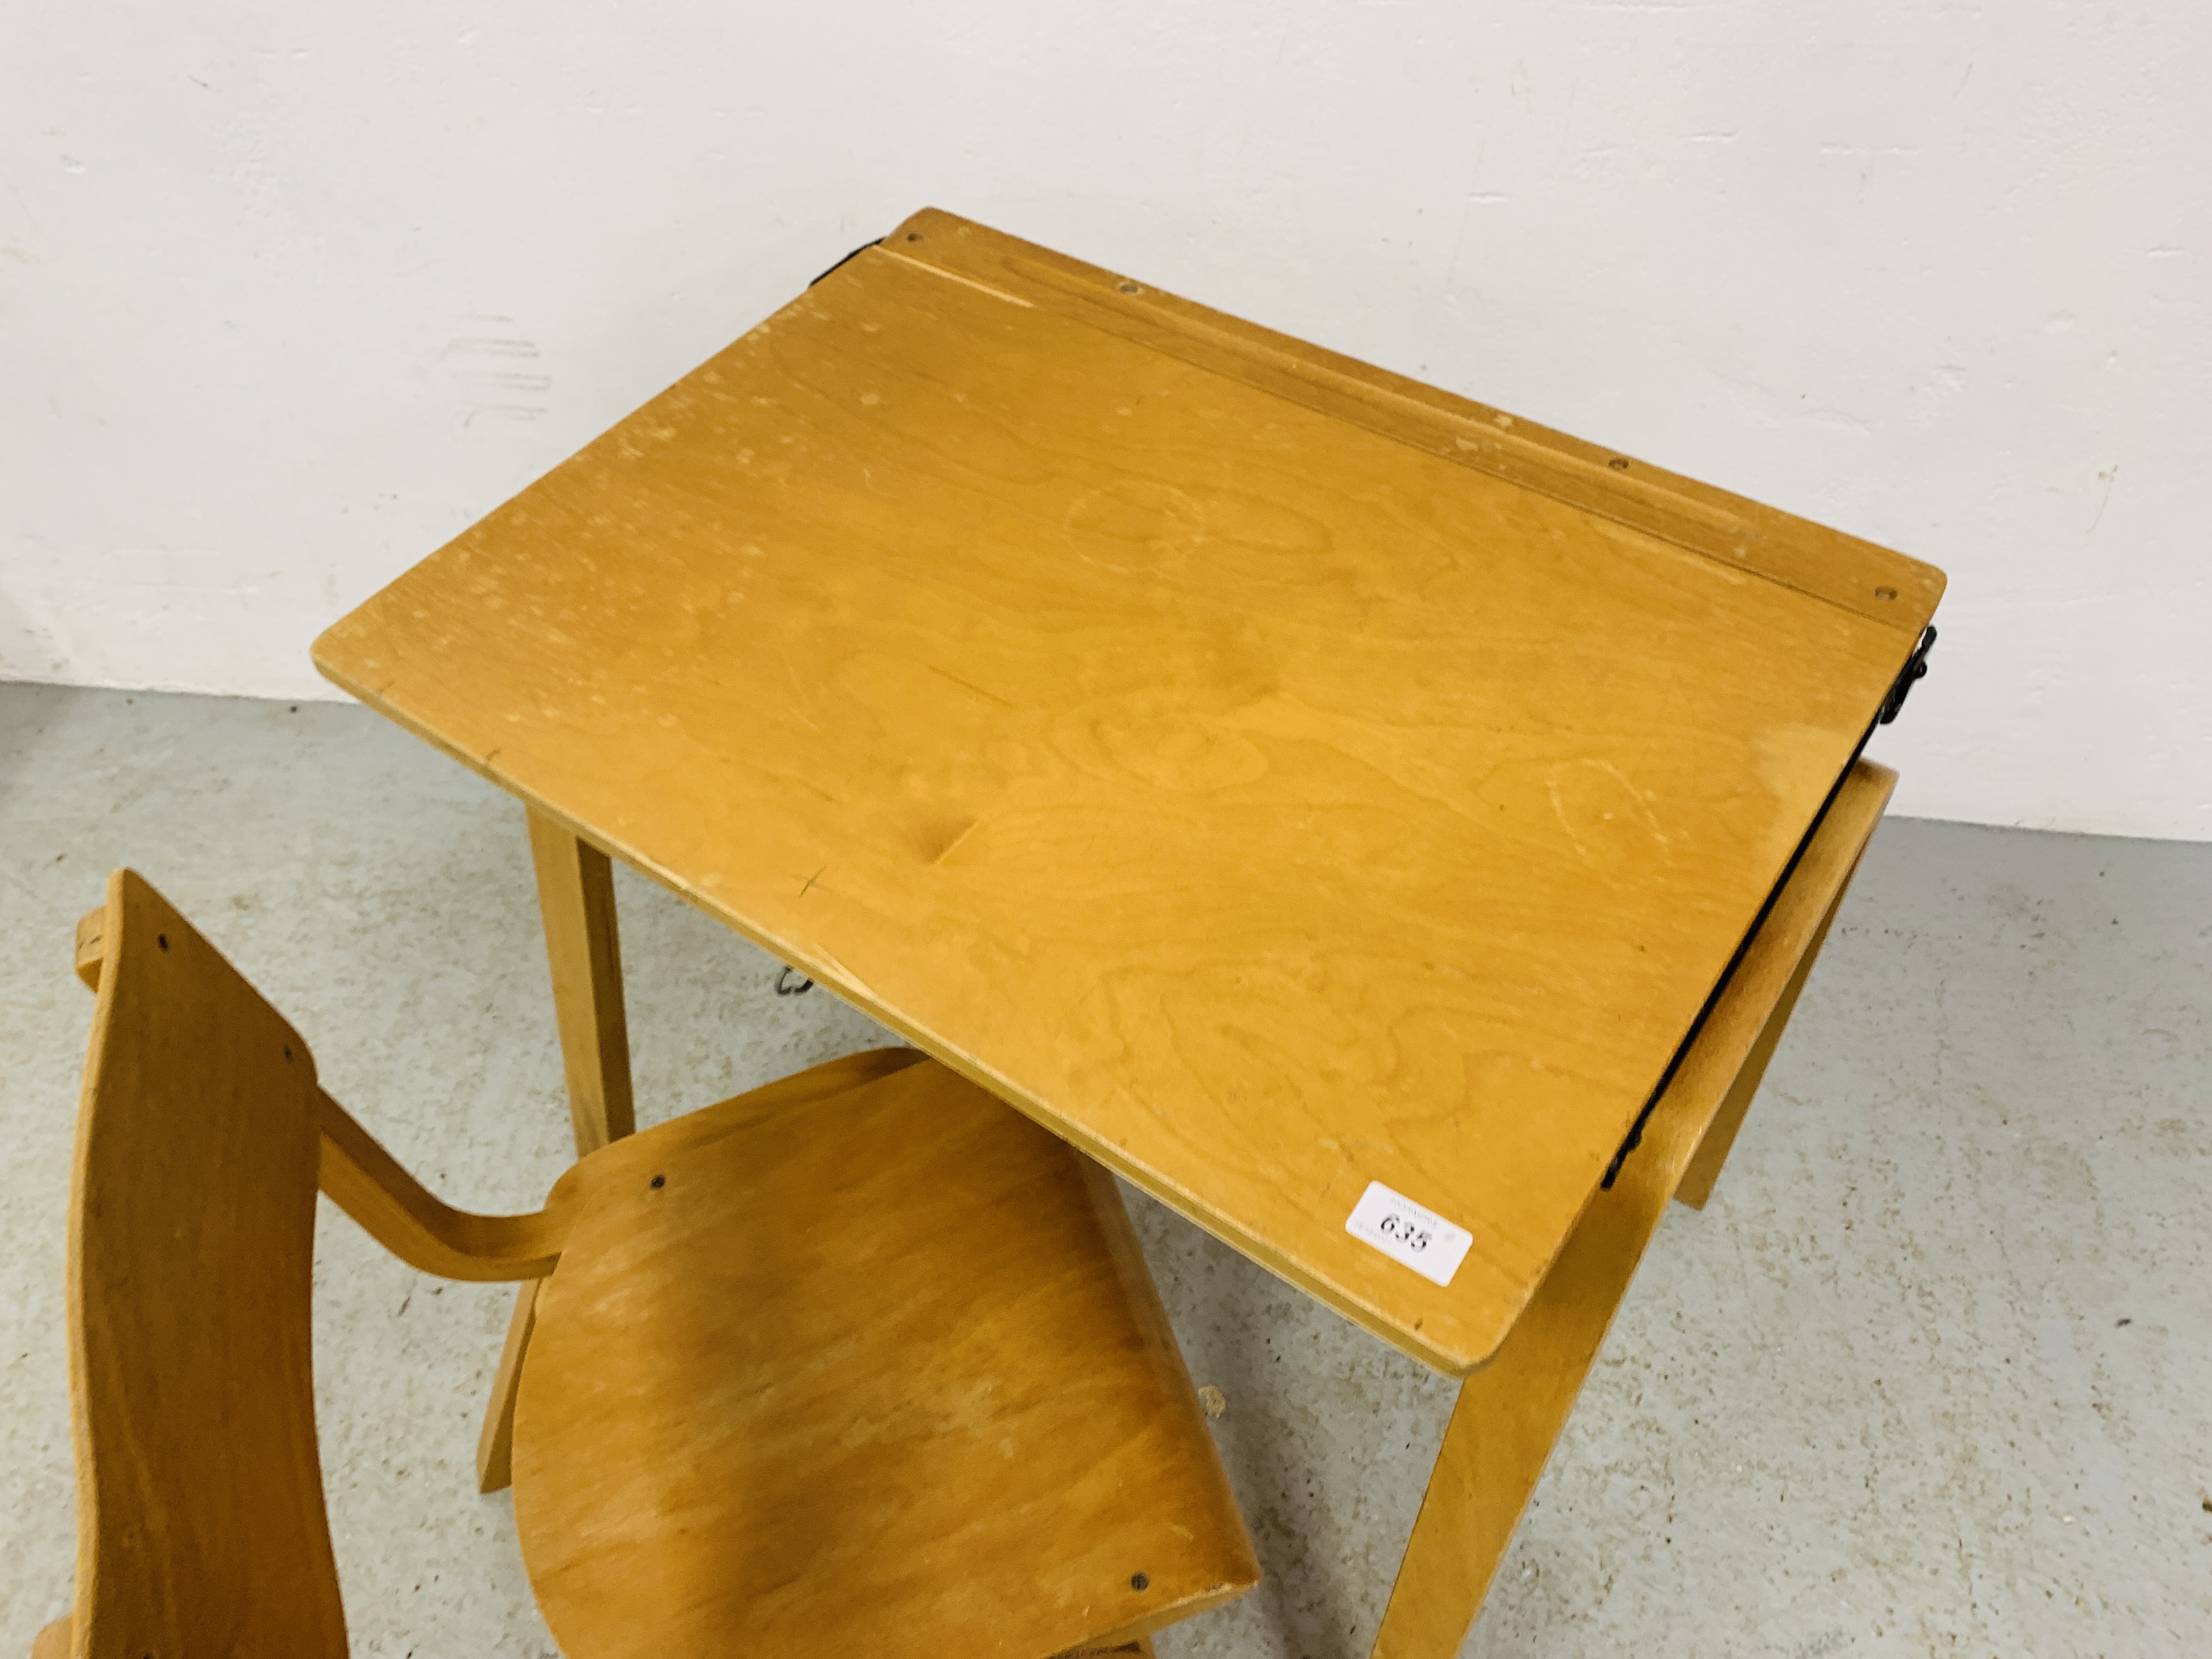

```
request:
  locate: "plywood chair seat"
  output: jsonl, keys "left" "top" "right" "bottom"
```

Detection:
{"left": 36, "top": 870, "right": 1256, "bottom": 1659}
{"left": 510, "top": 1048, "right": 1258, "bottom": 1659}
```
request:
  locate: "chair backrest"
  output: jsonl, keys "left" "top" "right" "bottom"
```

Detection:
{"left": 62, "top": 869, "right": 347, "bottom": 1657}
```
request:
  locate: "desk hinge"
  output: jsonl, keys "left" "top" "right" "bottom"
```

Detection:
{"left": 1877, "top": 625, "right": 1937, "bottom": 725}
{"left": 1603, "top": 622, "right": 1933, "bottom": 1190}
{"left": 809, "top": 239, "right": 883, "bottom": 287}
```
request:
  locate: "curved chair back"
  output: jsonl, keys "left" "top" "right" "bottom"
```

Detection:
{"left": 60, "top": 869, "right": 347, "bottom": 1658}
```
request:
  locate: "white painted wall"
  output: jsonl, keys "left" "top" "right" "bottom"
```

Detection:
{"left": 4, "top": 3, "right": 2207, "bottom": 838}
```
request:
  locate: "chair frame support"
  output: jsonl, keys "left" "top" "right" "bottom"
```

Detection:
{"left": 74, "top": 908, "right": 571, "bottom": 1288}
{"left": 52, "top": 871, "right": 1238, "bottom": 1659}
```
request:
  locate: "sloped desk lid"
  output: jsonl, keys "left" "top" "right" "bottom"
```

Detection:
{"left": 315, "top": 208, "right": 1943, "bottom": 1373}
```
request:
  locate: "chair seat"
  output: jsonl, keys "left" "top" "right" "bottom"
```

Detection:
{"left": 510, "top": 1049, "right": 1258, "bottom": 1659}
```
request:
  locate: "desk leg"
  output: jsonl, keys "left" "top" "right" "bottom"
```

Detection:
{"left": 1372, "top": 1354, "right": 1595, "bottom": 1659}
{"left": 481, "top": 810, "right": 637, "bottom": 1493}
{"left": 1371, "top": 1094, "right": 1691, "bottom": 1657}
{"left": 526, "top": 806, "right": 636, "bottom": 1154}
{"left": 1674, "top": 875, "right": 1850, "bottom": 1211}
{"left": 1367, "top": 1376, "right": 1490, "bottom": 1659}
{"left": 1373, "top": 772, "right": 1889, "bottom": 1650}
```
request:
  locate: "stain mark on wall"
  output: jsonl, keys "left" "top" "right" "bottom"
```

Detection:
{"left": 447, "top": 314, "right": 551, "bottom": 425}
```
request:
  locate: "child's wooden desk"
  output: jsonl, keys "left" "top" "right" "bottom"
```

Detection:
{"left": 317, "top": 209, "right": 1942, "bottom": 1655}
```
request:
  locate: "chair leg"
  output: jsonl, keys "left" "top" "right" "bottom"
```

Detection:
{"left": 482, "top": 810, "right": 631, "bottom": 1496}
{"left": 528, "top": 808, "right": 635, "bottom": 1156}
{"left": 477, "top": 1278, "right": 541, "bottom": 1494}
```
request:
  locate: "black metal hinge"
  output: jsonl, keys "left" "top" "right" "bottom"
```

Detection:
{"left": 809, "top": 238, "right": 883, "bottom": 287}
{"left": 1599, "top": 622, "right": 1938, "bottom": 1190}
{"left": 1878, "top": 625, "right": 1938, "bottom": 725}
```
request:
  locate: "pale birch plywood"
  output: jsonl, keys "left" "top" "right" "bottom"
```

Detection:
{"left": 1370, "top": 761, "right": 1896, "bottom": 1659}
{"left": 47, "top": 877, "right": 1256, "bottom": 1658}
{"left": 61, "top": 870, "right": 349, "bottom": 1659}
{"left": 316, "top": 210, "right": 1944, "bottom": 1373}
{"left": 513, "top": 1055, "right": 1257, "bottom": 1659}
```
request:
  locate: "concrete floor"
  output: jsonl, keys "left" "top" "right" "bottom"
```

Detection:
{"left": 0, "top": 682, "right": 2206, "bottom": 1659}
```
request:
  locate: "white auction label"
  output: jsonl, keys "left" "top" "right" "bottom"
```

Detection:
{"left": 1344, "top": 1181, "right": 1474, "bottom": 1288}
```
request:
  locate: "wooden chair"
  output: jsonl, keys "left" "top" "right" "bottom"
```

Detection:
{"left": 31, "top": 869, "right": 1258, "bottom": 1659}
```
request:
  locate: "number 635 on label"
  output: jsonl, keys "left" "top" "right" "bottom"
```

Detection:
{"left": 1343, "top": 1180, "right": 1475, "bottom": 1288}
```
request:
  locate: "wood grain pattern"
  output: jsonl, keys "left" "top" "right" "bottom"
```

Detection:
{"left": 528, "top": 807, "right": 636, "bottom": 1154}
{"left": 52, "top": 885, "right": 1250, "bottom": 1658}
{"left": 512, "top": 1054, "right": 1259, "bottom": 1659}
{"left": 1368, "top": 763, "right": 1895, "bottom": 1659}
{"left": 315, "top": 210, "right": 1944, "bottom": 1372}
{"left": 887, "top": 210, "right": 1942, "bottom": 633}
{"left": 61, "top": 869, "right": 349, "bottom": 1659}
{"left": 470, "top": 1012, "right": 907, "bottom": 1501}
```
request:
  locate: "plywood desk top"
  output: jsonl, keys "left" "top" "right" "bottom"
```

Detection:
{"left": 315, "top": 208, "right": 1942, "bottom": 1374}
